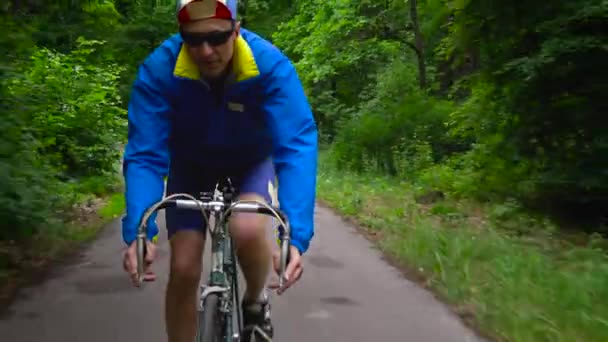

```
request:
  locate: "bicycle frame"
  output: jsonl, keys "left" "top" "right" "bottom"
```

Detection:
{"left": 134, "top": 178, "right": 291, "bottom": 342}
{"left": 200, "top": 180, "right": 241, "bottom": 341}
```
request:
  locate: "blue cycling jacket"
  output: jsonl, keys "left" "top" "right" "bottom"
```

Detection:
{"left": 121, "top": 28, "right": 318, "bottom": 254}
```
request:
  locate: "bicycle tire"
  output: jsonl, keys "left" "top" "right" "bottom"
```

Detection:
{"left": 198, "top": 293, "right": 223, "bottom": 342}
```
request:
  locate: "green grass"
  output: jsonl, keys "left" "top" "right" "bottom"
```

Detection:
{"left": 99, "top": 192, "right": 125, "bottom": 220}
{"left": 317, "top": 156, "right": 608, "bottom": 342}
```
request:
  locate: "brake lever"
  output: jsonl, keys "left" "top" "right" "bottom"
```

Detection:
{"left": 278, "top": 225, "right": 291, "bottom": 289}
{"left": 136, "top": 231, "right": 147, "bottom": 287}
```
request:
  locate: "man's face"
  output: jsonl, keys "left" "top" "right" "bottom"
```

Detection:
{"left": 180, "top": 18, "right": 240, "bottom": 80}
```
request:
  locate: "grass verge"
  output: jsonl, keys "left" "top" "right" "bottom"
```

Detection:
{"left": 99, "top": 192, "right": 127, "bottom": 220}
{"left": 317, "top": 155, "right": 608, "bottom": 342}
{"left": 0, "top": 177, "right": 125, "bottom": 312}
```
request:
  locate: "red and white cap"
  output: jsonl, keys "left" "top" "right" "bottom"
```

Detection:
{"left": 176, "top": 0, "right": 237, "bottom": 24}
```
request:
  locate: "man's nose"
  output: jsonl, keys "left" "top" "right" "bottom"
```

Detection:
{"left": 197, "top": 42, "right": 214, "bottom": 57}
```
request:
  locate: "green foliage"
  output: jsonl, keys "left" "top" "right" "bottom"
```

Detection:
{"left": 273, "top": 0, "right": 404, "bottom": 138}
{"left": 273, "top": 0, "right": 608, "bottom": 223}
{"left": 0, "top": 75, "right": 58, "bottom": 240}
{"left": 239, "top": 0, "right": 294, "bottom": 40}
{"left": 330, "top": 59, "right": 457, "bottom": 176}
{"left": 1, "top": 0, "right": 604, "bottom": 240}
{"left": 1, "top": 37, "right": 126, "bottom": 240}
{"left": 8, "top": 38, "right": 126, "bottom": 177}
{"left": 110, "top": 3, "right": 177, "bottom": 102}
{"left": 439, "top": 0, "right": 608, "bottom": 205}
{"left": 0, "top": 0, "right": 135, "bottom": 241}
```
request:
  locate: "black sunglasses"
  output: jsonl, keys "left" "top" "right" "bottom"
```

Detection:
{"left": 180, "top": 22, "right": 236, "bottom": 47}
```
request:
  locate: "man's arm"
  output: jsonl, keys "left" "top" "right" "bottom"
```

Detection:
{"left": 121, "top": 59, "right": 172, "bottom": 246}
{"left": 262, "top": 57, "right": 318, "bottom": 254}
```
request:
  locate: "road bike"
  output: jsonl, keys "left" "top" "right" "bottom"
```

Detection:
{"left": 134, "top": 178, "right": 291, "bottom": 341}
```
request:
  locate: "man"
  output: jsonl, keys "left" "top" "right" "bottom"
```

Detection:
{"left": 120, "top": 0, "right": 318, "bottom": 341}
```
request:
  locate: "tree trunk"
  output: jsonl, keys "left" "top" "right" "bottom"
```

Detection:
{"left": 409, "top": 0, "right": 426, "bottom": 89}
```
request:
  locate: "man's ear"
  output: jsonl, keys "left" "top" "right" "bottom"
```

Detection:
{"left": 234, "top": 20, "right": 241, "bottom": 36}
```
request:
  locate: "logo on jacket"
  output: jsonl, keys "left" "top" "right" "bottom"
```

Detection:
{"left": 228, "top": 102, "right": 245, "bottom": 112}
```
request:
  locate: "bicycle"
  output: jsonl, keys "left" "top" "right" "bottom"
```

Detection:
{"left": 134, "top": 178, "right": 291, "bottom": 342}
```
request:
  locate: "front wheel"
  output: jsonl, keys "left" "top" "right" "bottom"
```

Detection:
{"left": 197, "top": 293, "right": 224, "bottom": 342}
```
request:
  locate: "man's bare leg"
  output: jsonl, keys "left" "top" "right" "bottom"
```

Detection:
{"left": 230, "top": 193, "right": 273, "bottom": 304}
{"left": 165, "top": 230, "right": 205, "bottom": 342}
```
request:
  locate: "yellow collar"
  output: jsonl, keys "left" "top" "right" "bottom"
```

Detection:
{"left": 173, "top": 35, "right": 260, "bottom": 82}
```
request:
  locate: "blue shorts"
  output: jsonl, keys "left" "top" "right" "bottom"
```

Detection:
{"left": 165, "top": 157, "right": 276, "bottom": 238}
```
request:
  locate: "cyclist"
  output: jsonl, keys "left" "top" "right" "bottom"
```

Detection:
{"left": 120, "top": 0, "right": 318, "bottom": 341}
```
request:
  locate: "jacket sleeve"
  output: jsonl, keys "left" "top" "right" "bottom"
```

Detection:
{"left": 121, "top": 58, "right": 172, "bottom": 246}
{"left": 261, "top": 57, "right": 318, "bottom": 254}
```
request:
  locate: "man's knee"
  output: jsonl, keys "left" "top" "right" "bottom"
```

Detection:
{"left": 169, "top": 230, "right": 204, "bottom": 287}
{"left": 230, "top": 193, "right": 270, "bottom": 247}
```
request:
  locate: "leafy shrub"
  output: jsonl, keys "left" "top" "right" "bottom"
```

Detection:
{"left": 0, "top": 37, "right": 126, "bottom": 240}
{"left": 331, "top": 60, "right": 459, "bottom": 176}
{"left": 7, "top": 37, "right": 126, "bottom": 178}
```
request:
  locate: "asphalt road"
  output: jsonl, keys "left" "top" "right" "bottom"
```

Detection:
{"left": 0, "top": 204, "right": 484, "bottom": 342}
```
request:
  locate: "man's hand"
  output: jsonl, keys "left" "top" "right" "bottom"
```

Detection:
{"left": 269, "top": 245, "right": 303, "bottom": 295}
{"left": 122, "top": 239, "right": 157, "bottom": 287}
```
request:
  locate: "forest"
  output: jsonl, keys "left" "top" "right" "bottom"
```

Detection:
{"left": 1, "top": 0, "right": 607, "bottom": 341}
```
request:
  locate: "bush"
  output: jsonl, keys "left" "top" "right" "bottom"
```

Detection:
{"left": 331, "top": 60, "right": 459, "bottom": 176}
{"left": 8, "top": 37, "right": 126, "bottom": 178}
{"left": 0, "top": 37, "right": 127, "bottom": 240}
